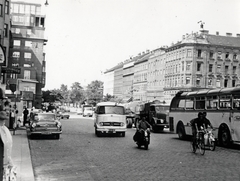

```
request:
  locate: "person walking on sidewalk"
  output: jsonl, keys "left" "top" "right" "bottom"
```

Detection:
{"left": 0, "top": 90, "right": 17, "bottom": 180}
{"left": 23, "top": 107, "right": 29, "bottom": 126}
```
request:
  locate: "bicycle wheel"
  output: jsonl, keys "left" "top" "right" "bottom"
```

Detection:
{"left": 190, "top": 139, "right": 196, "bottom": 153}
{"left": 199, "top": 141, "right": 205, "bottom": 155}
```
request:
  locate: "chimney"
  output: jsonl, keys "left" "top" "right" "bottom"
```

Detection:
{"left": 226, "top": 32, "right": 232, "bottom": 37}
{"left": 216, "top": 31, "right": 219, "bottom": 35}
{"left": 236, "top": 34, "right": 240, "bottom": 37}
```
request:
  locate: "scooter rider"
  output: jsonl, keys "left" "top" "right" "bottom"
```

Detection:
{"left": 137, "top": 116, "right": 151, "bottom": 140}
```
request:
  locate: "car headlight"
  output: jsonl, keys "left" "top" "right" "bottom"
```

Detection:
{"left": 120, "top": 122, "right": 125, "bottom": 126}
{"left": 99, "top": 122, "right": 103, "bottom": 126}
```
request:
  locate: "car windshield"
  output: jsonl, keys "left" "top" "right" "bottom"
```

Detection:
{"left": 97, "top": 106, "right": 124, "bottom": 115}
{"left": 85, "top": 107, "right": 93, "bottom": 110}
{"left": 155, "top": 106, "right": 170, "bottom": 112}
{"left": 35, "top": 114, "right": 55, "bottom": 122}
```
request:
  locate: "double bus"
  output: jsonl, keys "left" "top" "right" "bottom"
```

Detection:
{"left": 169, "top": 87, "right": 240, "bottom": 147}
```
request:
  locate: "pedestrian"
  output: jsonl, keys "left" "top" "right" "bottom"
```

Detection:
{"left": 23, "top": 107, "right": 29, "bottom": 126}
{"left": 0, "top": 89, "right": 17, "bottom": 180}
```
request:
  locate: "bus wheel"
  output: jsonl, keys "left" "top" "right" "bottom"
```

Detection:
{"left": 219, "top": 126, "right": 231, "bottom": 147}
{"left": 177, "top": 124, "right": 186, "bottom": 140}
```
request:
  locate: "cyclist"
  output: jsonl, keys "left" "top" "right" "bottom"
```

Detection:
{"left": 190, "top": 112, "right": 212, "bottom": 145}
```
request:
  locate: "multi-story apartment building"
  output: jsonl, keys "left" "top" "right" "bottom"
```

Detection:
{"left": 0, "top": 0, "right": 11, "bottom": 90}
{"left": 147, "top": 47, "right": 166, "bottom": 102}
{"left": 6, "top": 1, "right": 47, "bottom": 109}
{"left": 133, "top": 52, "right": 151, "bottom": 101}
{"left": 164, "top": 30, "right": 240, "bottom": 102}
{"left": 113, "top": 63, "right": 123, "bottom": 99}
{"left": 103, "top": 68, "right": 114, "bottom": 96}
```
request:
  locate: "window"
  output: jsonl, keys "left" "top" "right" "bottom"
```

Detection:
{"left": 24, "top": 70, "right": 30, "bottom": 79}
{"left": 225, "top": 52, "right": 229, "bottom": 59}
{"left": 217, "top": 65, "right": 221, "bottom": 73}
{"left": 19, "top": 4, "right": 24, "bottom": 13}
{"left": 206, "top": 96, "right": 218, "bottom": 110}
{"left": 196, "top": 96, "right": 205, "bottom": 110}
{"left": 224, "top": 79, "right": 228, "bottom": 88}
{"left": 232, "top": 80, "right": 236, "bottom": 87}
{"left": 0, "top": 4, "right": 3, "bottom": 16}
{"left": 233, "top": 54, "right": 237, "bottom": 60}
{"left": 209, "top": 51, "right": 214, "bottom": 59}
{"left": 217, "top": 51, "right": 222, "bottom": 59}
{"left": 197, "top": 63, "right": 201, "bottom": 71}
{"left": 182, "top": 62, "right": 184, "bottom": 71}
{"left": 233, "top": 66, "right": 236, "bottom": 74}
{"left": 25, "top": 41, "right": 32, "bottom": 47}
{"left": 219, "top": 95, "right": 231, "bottom": 109}
{"left": 4, "top": 24, "right": 8, "bottom": 37}
{"left": 225, "top": 66, "right": 229, "bottom": 73}
{"left": 186, "top": 62, "right": 191, "bottom": 71}
{"left": 35, "top": 17, "right": 39, "bottom": 26}
{"left": 185, "top": 98, "right": 194, "bottom": 110}
{"left": 186, "top": 77, "right": 190, "bottom": 84}
{"left": 208, "top": 78, "right": 212, "bottom": 86}
{"left": 216, "top": 79, "right": 221, "bottom": 88}
{"left": 25, "top": 5, "right": 30, "bottom": 14}
{"left": 187, "top": 49, "right": 192, "bottom": 57}
{"left": 31, "top": 5, "right": 35, "bottom": 14}
{"left": 14, "top": 28, "right": 20, "bottom": 34}
{"left": 27, "top": 29, "right": 31, "bottom": 35}
{"left": 12, "top": 52, "right": 20, "bottom": 58}
{"left": 5, "top": 1, "right": 9, "bottom": 14}
{"left": 209, "top": 64, "right": 213, "bottom": 72}
{"left": 197, "top": 50, "right": 202, "bottom": 58}
{"left": 24, "top": 52, "right": 31, "bottom": 59}
{"left": 196, "top": 78, "right": 200, "bottom": 86}
{"left": 13, "top": 40, "right": 21, "bottom": 46}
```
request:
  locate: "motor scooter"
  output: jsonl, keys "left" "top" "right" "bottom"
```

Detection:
{"left": 204, "top": 128, "right": 216, "bottom": 151}
{"left": 134, "top": 128, "right": 150, "bottom": 150}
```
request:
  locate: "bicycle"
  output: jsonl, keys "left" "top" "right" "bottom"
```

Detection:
{"left": 190, "top": 129, "right": 205, "bottom": 155}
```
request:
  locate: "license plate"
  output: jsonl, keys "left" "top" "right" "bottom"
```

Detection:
{"left": 42, "top": 132, "right": 51, "bottom": 135}
{"left": 108, "top": 129, "right": 116, "bottom": 133}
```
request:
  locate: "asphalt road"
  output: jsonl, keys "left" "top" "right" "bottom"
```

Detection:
{"left": 28, "top": 114, "right": 240, "bottom": 181}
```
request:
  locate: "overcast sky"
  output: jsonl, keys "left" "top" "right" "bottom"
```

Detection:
{"left": 18, "top": 0, "right": 240, "bottom": 90}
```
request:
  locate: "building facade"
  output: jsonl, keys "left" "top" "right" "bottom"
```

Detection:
{"left": 0, "top": 0, "right": 11, "bottom": 90}
{"left": 164, "top": 30, "right": 240, "bottom": 101}
{"left": 6, "top": 1, "right": 47, "bottom": 109}
{"left": 104, "top": 29, "right": 240, "bottom": 103}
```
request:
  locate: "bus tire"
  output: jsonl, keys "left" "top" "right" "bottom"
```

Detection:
{"left": 219, "top": 125, "right": 231, "bottom": 147}
{"left": 177, "top": 122, "right": 186, "bottom": 140}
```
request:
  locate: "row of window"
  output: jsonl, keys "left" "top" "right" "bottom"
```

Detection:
{"left": 11, "top": 3, "right": 41, "bottom": 15}
{"left": 13, "top": 51, "right": 31, "bottom": 59}
{"left": 171, "top": 94, "right": 240, "bottom": 111}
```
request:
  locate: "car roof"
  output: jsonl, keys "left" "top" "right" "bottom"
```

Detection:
{"left": 96, "top": 102, "right": 124, "bottom": 107}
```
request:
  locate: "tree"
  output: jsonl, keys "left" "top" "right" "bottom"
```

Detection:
{"left": 86, "top": 80, "right": 103, "bottom": 105}
{"left": 70, "top": 82, "right": 84, "bottom": 106}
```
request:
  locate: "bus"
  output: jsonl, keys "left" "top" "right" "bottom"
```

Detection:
{"left": 168, "top": 87, "right": 240, "bottom": 147}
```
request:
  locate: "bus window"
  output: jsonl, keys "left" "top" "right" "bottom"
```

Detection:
{"left": 233, "top": 95, "right": 240, "bottom": 110}
{"left": 219, "top": 95, "right": 231, "bottom": 109}
{"left": 195, "top": 96, "right": 205, "bottom": 110}
{"left": 169, "top": 97, "right": 184, "bottom": 110}
{"left": 206, "top": 96, "right": 218, "bottom": 110}
{"left": 185, "top": 98, "right": 194, "bottom": 110}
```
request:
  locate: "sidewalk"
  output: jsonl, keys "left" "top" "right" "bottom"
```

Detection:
{"left": 11, "top": 128, "right": 35, "bottom": 181}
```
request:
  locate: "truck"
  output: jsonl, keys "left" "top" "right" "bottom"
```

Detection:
{"left": 137, "top": 100, "right": 170, "bottom": 132}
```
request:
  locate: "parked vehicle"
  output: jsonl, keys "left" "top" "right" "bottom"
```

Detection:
{"left": 56, "top": 111, "right": 70, "bottom": 119}
{"left": 94, "top": 102, "right": 127, "bottom": 137}
{"left": 134, "top": 128, "right": 150, "bottom": 150}
{"left": 82, "top": 105, "right": 94, "bottom": 117}
{"left": 136, "top": 100, "right": 170, "bottom": 132}
{"left": 29, "top": 113, "right": 62, "bottom": 139}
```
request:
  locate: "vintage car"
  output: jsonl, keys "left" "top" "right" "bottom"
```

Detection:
{"left": 56, "top": 111, "right": 70, "bottom": 119}
{"left": 29, "top": 113, "right": 62, "bottom": 139}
